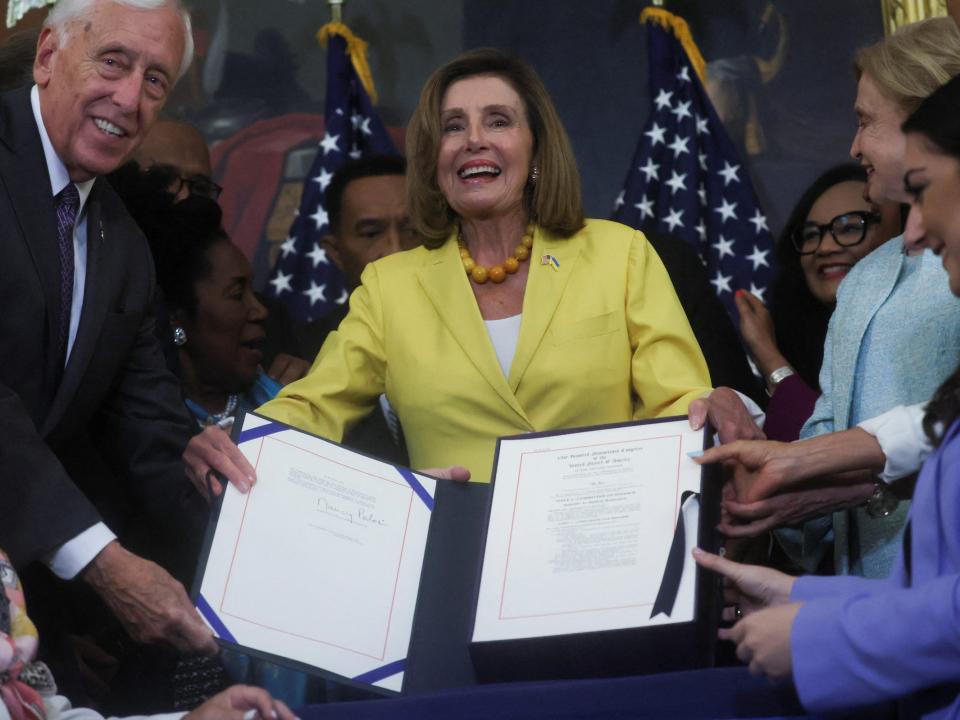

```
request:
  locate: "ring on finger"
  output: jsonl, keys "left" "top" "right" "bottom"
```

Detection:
{"left": 734, "top": 604, "right": 743, "bottom": 620}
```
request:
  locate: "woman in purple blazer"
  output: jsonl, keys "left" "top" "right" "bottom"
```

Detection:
{"left": 694, "top": 72, "right": 960, "bottom": 719}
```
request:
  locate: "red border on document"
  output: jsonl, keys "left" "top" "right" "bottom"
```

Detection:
{"left": 497, "top": 433, "right": 684, "bottom": 621}
{"left": 217, "top": 435, "right": 417, "bottom": 661}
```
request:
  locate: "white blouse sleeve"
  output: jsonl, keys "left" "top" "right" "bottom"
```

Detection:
{"left": 857, "top": 402, "right": 932, "bottom": 483}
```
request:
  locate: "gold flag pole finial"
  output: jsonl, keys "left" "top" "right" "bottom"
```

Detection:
{"left": 318, "top": 1, "right": 380, "bottom": 105}
{"left": 640, "top": 6, "right": 707, "bottom": 83}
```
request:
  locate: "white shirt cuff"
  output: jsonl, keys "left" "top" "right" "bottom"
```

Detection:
{"left": 857, "top": 403, "right": 932, "bottom": 483}
{"left": 44, "top": 523, "right": 116, "bottom": 580}
{"left": 732, "top": 389, "right": 767, "bottom": 429}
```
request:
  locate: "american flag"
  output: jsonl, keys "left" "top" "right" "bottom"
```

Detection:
{"left": 612, "top": 9, "right": 775, "bottom": 320}
{"left": 265, "top": 26, "right": 397, "bottom": 323}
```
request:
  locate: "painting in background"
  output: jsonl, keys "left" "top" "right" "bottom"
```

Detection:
{"left": 463, "top": 0, "right": 885, "bottom": 240}
{"left": 0, "top": 0, "right": 894, "bottom": 290}
{"left": 169, "top": 0, "right": 463, "bottom": 285}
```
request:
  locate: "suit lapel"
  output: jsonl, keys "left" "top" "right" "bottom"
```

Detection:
{"left": 0, "top": 89, "right": 62, "bottom": 399}
{"left": 834, "top": 240, "right": 903, "bottom": 429}
{"left": 416, "top": 239, "right": 529, "bottom": 423}
{"left": 509, "top": 228, "right": 580, "bottom": 391}
{"left": 47, "top": 185, "right": 111, "bottom": 427}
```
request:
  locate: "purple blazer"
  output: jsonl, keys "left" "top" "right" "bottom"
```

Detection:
{"left": 789, "top": 418, "right": 960, "bottom": 718}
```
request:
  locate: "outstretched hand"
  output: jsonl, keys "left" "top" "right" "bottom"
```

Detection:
{"left": 82, "top": 542, "right": 217, "bottom": 655}
{"left": 693, "top": 547, "right": 800, "bottom": 680}
{"left": 719, "top": 481, "right": 875, "bottom": 537}
{"left": 695, "top": 439, "right": 798, "bottom": 502}
{"left": 185, "top": 684, "right": 298, "bottom": 720}
{"left": 688, "top": 387, "right": 765, "bottom": 444}
{"left": 184, "top": 425, "right": 257, "bottom": 500}
{"left": 692, "top": 547, "right": 795, "bottom": 618}
{"left": 720, "top": 602, "right": 801, "bottom": 681}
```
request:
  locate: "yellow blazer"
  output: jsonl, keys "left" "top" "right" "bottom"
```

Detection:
{"left": 260, "top": 219, "right": 711, "bottom": 481}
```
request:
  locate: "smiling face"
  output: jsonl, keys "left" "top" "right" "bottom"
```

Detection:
{"left": 34, "top": 0, "right": 186, "bottom": 182}
{"left": 903, "top": 133, "right": 960, "bottom": 296}
{"left": 178, "top": 239, "right": 268, "bottom": 393}
{"left": 799, "top": 180, "right": 887, "bottom": 304}
{"left": 849, "top": 72, "right": 910, "bottom": 204}
{"left": 437, "top": 74, "right": 535, "bottom": 222}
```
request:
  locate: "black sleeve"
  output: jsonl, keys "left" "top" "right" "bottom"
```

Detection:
{"left": 0, "top": 384, "right": 103, "bottom": 568}
{"left": 87, "top": 238, "right": 206, "bottom": 579}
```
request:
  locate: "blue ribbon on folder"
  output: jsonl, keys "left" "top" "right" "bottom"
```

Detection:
{"left": 396, "top": 467, "right": 434, "bottom": 512}
{"left": 196, "top": 593, "right": 237, "bottom": 644}
{"left": 238, "top": 421, "right": 285, "bottom": 444}
{"left": 352, "top": 658, "right": 406, "bottom": 685}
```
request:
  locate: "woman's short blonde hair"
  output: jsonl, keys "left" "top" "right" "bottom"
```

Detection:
{"left": 855, "top": 17, "right": 960, "bottom": 115}
{"left": 406, "top": 48, "right": 585, "bottom": 246}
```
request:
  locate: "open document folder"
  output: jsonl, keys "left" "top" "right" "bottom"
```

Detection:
{"left": 193, "top": 412, "right": 436, "bottom": 694}
{"left": 471, "top": 417, "right": 720, "bottom": 681}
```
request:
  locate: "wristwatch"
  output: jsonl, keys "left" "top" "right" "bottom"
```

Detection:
{"left": 865, "top": 482, "right": 899, "bottom": 518}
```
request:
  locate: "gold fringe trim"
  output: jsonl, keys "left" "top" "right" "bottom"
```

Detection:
{"left": 639, "top": 7, "right": 707, "bottom": 84}
{"left": 317, "top": 22, "right": 379, "bottom": 105}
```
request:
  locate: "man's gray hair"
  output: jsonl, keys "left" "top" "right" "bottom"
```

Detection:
{"left": 44, "top": 0, "right": 194, "bottom": 80}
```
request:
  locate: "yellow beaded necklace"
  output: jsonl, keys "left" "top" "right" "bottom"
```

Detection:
{"left": 458, "top": 226, "right": 533, "bottom": 284}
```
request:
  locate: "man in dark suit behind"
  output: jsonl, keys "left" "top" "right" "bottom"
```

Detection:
{"left": 0, "top": 0, "right": 216, "bottom": 656}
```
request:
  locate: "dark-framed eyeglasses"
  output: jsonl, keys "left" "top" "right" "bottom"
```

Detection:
{"left": 791, "top": 210, "right": 881, "bottom": 255}
{"left": 170, "top": 174, "right": 223, "bottom": 201}
{"left": 144, "top": 164, "right": 224, "bottom": 201}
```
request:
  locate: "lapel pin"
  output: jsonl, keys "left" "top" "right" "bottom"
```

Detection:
{"left": 540, "top": 254, "right": 560, "bottom": 271}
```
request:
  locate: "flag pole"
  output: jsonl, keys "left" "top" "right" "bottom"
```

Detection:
{"left": 328, "top": 0, "right": 344, "bottom": 24}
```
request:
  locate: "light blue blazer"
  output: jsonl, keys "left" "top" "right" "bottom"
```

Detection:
{"left": 790, "top": 237, "right": 960, "bottom": 576}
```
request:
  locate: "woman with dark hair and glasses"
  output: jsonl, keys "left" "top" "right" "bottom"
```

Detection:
{"left": 734, "top": 165, "right": 897, "bottom": 441}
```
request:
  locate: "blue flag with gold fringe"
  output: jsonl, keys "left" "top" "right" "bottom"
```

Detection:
{"left": 612, "top": 8, "right": 775, "bottom": 319}
{"left": 265, "top": 23, "right": 396, "bottom": 323}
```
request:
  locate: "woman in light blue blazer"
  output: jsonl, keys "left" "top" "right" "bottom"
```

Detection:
{"left": 692, "top": 70, "right": 960, "bottom": 720}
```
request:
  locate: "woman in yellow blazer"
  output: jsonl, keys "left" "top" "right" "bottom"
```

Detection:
{"left": 254, "top": 48, "right": 712, "bottom": 482}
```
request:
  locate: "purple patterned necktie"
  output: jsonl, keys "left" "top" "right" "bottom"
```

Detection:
{"left": 55, "top": 184, "right": 79, "bottom": 366}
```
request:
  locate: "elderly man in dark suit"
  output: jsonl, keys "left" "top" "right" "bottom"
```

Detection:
{"left": 0, "top": 0, "right": 217, "bottom": 656}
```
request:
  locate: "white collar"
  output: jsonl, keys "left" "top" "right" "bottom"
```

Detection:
{"left": 30, "top": 85, "right": 95, "bottom": 212}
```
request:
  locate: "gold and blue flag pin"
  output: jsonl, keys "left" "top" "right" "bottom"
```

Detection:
{"left": 540, "top": 254, "right": 560, "bottom": 271}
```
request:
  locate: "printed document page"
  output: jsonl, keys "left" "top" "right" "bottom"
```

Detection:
{"left": 473, "top": 419, "right": 703, "bottom": 642}
{"left": 196, "top": 413, "right": 436, "bottom": 692}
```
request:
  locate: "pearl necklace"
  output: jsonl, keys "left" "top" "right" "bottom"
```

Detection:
{"left": 458, "top": 226, "right": 533, "bottom": 284}
{"left": 208, "top": 394, "right": 239, "bottom": 429}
